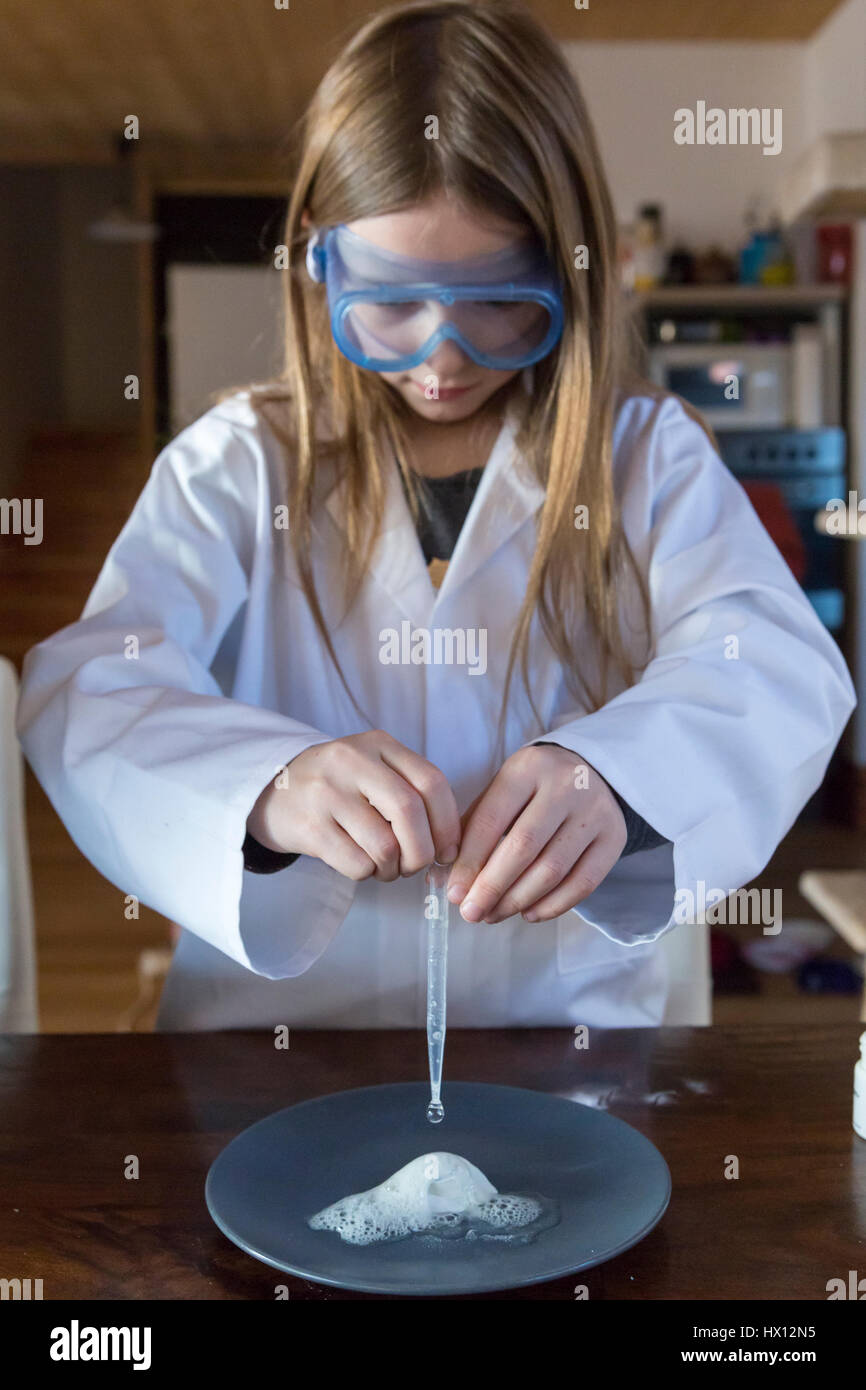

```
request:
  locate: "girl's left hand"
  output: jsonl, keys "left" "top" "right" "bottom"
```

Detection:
{"left": 446, "top": 743, "right": 627, "bottom": 924}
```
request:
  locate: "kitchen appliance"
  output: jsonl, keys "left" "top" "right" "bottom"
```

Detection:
{"left": 649, "top": 341, "right": 813, "bottom": 429}
{"left": 649, "top": 318, "right": 832, "bottom": 430}
{"left": 716, "top": 427, "right": 847, "bottom": 631}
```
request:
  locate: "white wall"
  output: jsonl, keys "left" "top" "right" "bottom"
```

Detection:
{"left": 568, "top": 41, "right": 808, "bottom": 251}
{"left": 804, "top": 0, "right": 866, "bottom": 138}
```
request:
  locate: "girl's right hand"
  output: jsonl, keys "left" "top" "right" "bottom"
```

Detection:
{"left": 246, "top": 730, "right": 462, "bottom": 882}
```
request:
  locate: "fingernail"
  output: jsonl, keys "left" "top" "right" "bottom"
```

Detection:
{"left": 461, "top": 899, "right": 482, "bottom": 922}
{"left": 441, "top": 844, "right": 460, "bottom": 864}
{"left": 523, "top": 911, "right": 538, "bottom": 922}
{"left": 447, "top": 883, "right": 466, "bottom": 903}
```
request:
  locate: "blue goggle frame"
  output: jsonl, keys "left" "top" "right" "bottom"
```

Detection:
{"left": 306, "top": 224, "right": 564, "bottom": 373}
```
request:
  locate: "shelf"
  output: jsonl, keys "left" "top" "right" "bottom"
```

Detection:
{"left": 776, "top": 132, "right": 866, "bottom": 223}
{"left": 632, "top": 283, "right": 849, "bottom": 310}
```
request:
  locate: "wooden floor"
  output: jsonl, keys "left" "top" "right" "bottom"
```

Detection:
{"left": 4, "top": 430, "right": 866, "bottom": 1032}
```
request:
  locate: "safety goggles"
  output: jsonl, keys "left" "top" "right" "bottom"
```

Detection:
{"left": 306, "top": 224, "right": 564, "bottom": 372}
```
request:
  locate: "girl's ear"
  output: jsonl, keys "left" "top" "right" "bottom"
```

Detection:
{"left": 300, "top": 207, "right": 312, "bottom": 229}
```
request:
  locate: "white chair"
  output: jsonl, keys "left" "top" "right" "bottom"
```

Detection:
{"left": 0, "top": 656, "right": 38, "bottom": 1031}
{"left": 659, "top": 921, "right": 712, "bottom": 1025}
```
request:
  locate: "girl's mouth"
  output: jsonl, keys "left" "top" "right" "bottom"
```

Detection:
{"left": 411, "top": 381, "right": 478, "bottom": 400}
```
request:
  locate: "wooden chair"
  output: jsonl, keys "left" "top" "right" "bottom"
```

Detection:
{"left": 115, "top": 946, "right": 175, "bottom": 1032}
{"left": 659, "top": 921, "right": 712, "bottom": 1025}
{"left": 798, "top": 871, "right": 866, "bottom": 1021}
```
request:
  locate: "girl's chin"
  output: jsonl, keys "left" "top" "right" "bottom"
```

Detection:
{"left": 406, "top": 399, "right": 481, "bottom": 423}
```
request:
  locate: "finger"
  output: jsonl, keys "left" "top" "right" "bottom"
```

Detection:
{"left": 436, "top": 790, "right": 482, "bottom": 890}
{"left": 379, "top": 742, "right": 462, "bottom": 866}
{"left": 520, "top": 836, "right": 617, "bottom": 922}
{"left": 458, "top": 800, "right": 567, "bottom": 922}
{"left": 458, "top": 790, "right": 483, "bottom": 835}
{"left": 355, "top": 764, "right": 432, "bottom": 876}
{"left": 332, "top": 797, "right": 402, "bottom": 881}
{"left": 359, "top": 750, "right": 452, "bottom": 876}
{"left": 484, "top": 820, "right": 594, "bottom": 922}
{"left": 447, "top": 766, "right": 536, "bottom": 914}
{"left": 315, "top": 816, "right": 378, "bottom": 881}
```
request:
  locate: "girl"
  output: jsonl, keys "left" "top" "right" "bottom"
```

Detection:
{"left": 17, "top": 0, "right": 855, "bottom": 1029}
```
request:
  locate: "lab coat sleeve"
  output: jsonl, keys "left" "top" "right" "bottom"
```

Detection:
{"left": 529, "top": 397, "right": 857, "bottom": 946}
{"left": 15, "top": 410, "right": 356, "bottom": 978}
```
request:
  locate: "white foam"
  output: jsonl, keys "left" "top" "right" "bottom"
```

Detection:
{"left": 472, "top": 1194, "right": 543, "bottom": 1229}
{"left": 308, "top": 1152, "right": 543, "bottom": 1246}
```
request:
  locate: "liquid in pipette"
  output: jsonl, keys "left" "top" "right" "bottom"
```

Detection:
{"left": 425, "top": 861, "right": 449, "bottom": 1124}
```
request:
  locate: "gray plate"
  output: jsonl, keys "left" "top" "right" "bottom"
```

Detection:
{"left": 205, "top": 1081, "right": 671, "bottom": 1296}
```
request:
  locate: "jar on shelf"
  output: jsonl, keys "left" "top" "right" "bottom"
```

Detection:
{"left": 633, "top": 204, "right": 665, "bottom": 292}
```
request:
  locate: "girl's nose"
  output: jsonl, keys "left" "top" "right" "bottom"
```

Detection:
{"left": 424, "top": 334, "right": 473, "bottom": 378}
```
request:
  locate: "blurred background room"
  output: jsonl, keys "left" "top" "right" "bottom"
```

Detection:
{"left": 1, "top": 0, "right": 866, "bottom": 1032}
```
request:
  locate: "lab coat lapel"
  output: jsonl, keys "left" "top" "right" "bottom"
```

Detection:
{"left": 321, "top": 444, "right": 435, "bottom": 630}
{"left": 320, "top": 389, "right": 544, "bottom": 623}
{"left": 434, "top": 395, "right": 545, "bottom": 608}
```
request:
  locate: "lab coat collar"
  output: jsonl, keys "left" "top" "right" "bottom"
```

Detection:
{"left": 322, "top": 382, "right": 545, "bottom": 624}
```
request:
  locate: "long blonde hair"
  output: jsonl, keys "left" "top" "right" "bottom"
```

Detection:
{"left": 229, "top": 0, "right": 664, "bottom": 750}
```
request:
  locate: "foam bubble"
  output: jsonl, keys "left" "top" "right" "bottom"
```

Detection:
{"left": 473, "top": 1194, "right": 542, "bottom": 1229}
{"left": 308, "top": 1152, "right": 548, "bottom": 1247}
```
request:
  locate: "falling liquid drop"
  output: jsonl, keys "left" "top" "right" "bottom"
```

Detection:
{"left": 426, "top": 1101, "right": 445, "bottom": 1124}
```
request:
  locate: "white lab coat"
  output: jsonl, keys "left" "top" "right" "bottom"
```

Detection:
{"left": 15, "top": 386, "right": 856, "bottom": 1028}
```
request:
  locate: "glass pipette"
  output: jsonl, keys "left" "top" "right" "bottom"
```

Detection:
{"left": 425, "top": 860, "right": 449, "bottom": 1124}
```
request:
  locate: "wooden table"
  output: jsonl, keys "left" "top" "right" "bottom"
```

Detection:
{"left": 1, "top": 1026, "right": 865, "bottom": 1301}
